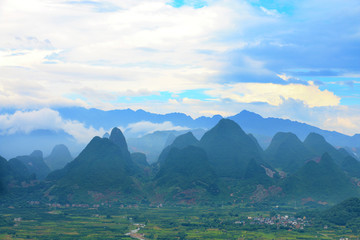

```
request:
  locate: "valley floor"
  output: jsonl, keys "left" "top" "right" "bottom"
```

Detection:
{"left": 0, "top": 203, "right": 358, "bottom": 239}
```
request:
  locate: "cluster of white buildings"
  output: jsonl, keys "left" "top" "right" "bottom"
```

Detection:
{"left": 236, "top": 214, "right": 310, "bottom": 229}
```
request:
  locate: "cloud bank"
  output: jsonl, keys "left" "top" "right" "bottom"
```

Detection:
{"left": 124, "top": 121, "right": 190, "bottom": 137}
{"left": 0, "top": 0, "right": 359, "bottom": 134}
{"left": 0, "top": 109, "right": 106, "bottom": 143}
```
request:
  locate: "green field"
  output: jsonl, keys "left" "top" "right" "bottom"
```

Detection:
{"left": 0, "top": 204, "right": 358, "bottom": 239}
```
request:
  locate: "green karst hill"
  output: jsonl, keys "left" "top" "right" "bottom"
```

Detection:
{"left": 7, "top": 158, "right": 31, "bottom": 181}
{"left": 155, "top": 146, "right": 219, "bottom": 196}
{"left": 131, "top": 152, "right": 149, "bottom": 168}
{"left": 157, "top": 132, "right": 199, "bottom": 165}
{"left": 341, "top": 156, "right": 360, "bottom": 178}
{"left": 0, "top": 156, "right": 11, "bottom": 194}
{"left": 44, "top": 144, "right": 73, "bottom": 171}
{"left": 47, "top": 128, "right": 142, "bottom": 201}
{"left": 0, "top": 155, "right": 32, "bottom": 194}
{"left": 321, "top": 197, "right": 360, "bottom": 226}
{"left": 304, "top": 132, "right": 347, "bottom": 164}
{"left": 282, "top": 153, "right": 358, "bottom": 202}
{"left": 1, "top": 120, "right": 358, "bottom": 205}
{"left": 199, "top": 119, "right": 264, "bottom": 178}
{"left": 15, "top": 150, "right": 50, "bottom": 180}
{"left": 265, "top": 132, "right": 312, "bottom": 173}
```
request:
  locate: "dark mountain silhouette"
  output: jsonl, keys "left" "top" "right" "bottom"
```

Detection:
{"left": 341, "top": 156, "right": 360, "bottom": 178}
{"left": 0, "top": 156, "right": 11, "bottom": 193}
{"left": 47, "top": 128, "right": 140, "bottom": 200}
{"left": 109, "top": 127, "right": 132, "bottom": 162}
{"left": 127, "top": 130, "right": 184, "bottom": 163}
{"left": 2, "top": 107, "right": 359, "bottom": 161}
{"left": 229, "top": 110, "right": 359, "bottom": 148}
{"left": 16, "top": 150, "right": 50, "bottom": 180}
{"left": 303, "top": 133, "right": 348, "bottom": 164}
{"left": 248, "top": 133, "right": 264, "bottom": 152}
{"left": 164, "top": 133, "right": 177, "bottom": 148}
{"left": 282, "top": 153, "right": 358, "bottom": 201}
{"left": 131, "top": 152, "right": 151, "bottom": 179}
{"left": 158, "top": 132, "right": 199, "bottom": 164}
{"left": 0, "top": 155, "right": 33, "bottom": 194}
{"left": 110, "top": 128, "right": 128, "bottom": 151}
{"left": 265, "top": 132, "right": 312, "bottom": 173}
{"left": 131, "top": 152, "right": 149, "bottom": 168}
{"left": 321, "top": 197, "right": 360, "bottom": 226}
{"left": 155, "top": 146, "right": 219, "bottom": 195}
{"left": 243, "top": 158, "right": 273, "bottom": 184}
{"left": 199, "top": 119, "right": 264, "bottom": 178}
{"left": 8, "top": 158, "right": 32, "bottom": 181}
{"left": 45, "top": 144, "right": 73, "bottom": 171}
{"left": 127, "top": 129, "right": 205, "bottom": 164}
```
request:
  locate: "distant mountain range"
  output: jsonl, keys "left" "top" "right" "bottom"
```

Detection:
{"left": 48, "top": 119, "right": 360, "bottom": 203}
{"left": 1, "top": 107, "right": 359, "bottom": 162}
{"left": 14, "top": 151, "right": 50, "bottom": 180}
{"left": 55, "top": 107, "right": 359, "bottom": 147}
{"left": 2, "top": 118, "right": 359, "bottom": 205}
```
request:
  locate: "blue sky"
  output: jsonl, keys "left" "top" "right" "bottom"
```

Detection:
{"left": 0, "top": 0, "right": 359, "bottom": 136}
{"left": 169, "top": 0, "right": 208, "bottom": 8}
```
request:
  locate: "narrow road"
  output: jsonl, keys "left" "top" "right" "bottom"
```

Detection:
{"left": 125, "top": 223, "right": 146, "bottom": 240}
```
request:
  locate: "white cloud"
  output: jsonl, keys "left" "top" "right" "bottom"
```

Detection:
{"left": 277, "top": 73, "right": 293, "bottom": 81}
{"left": 62, "top": 120, "right": 106, "bottom": 144}
{"left": 324, "top": 116, "right": 358, "bottom": 133}
{"left": 320, "top": 109, "right": 360, "bottom": 136}
{"left": 260, "top": 6, "right": 280, "bottom": 17}
{"left": 0, "top": 0, "right": 358, "bottom": 137}
{"left": 0, "top": 109, "right": 106, "bottom": 143}
{"left": 0, "top": 0, "right": 273, "bottom": 108}
{"left": 205, "top": 82, "right": 340, "bottom": 107}
{"left": 124, "top": 121, "right": 189, "bottom": 137}
{"left": 0, "top": 109, "right": 63, "bottom": 135}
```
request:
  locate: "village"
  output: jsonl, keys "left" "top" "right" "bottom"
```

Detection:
{"left": 236, "top": 214, "right": 311, "bottom": 230}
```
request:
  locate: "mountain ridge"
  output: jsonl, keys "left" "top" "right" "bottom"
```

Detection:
{"left": 1, "top": 107, "right": 359, "bottom": 160}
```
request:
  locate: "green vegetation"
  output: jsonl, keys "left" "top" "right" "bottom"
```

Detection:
{"left": 265, "top": 132, "right": 312, "bottom": 173}
{"left": 0, "top": 155, "right": 34, "bottom": 194}
{"left": 8, "top": 158, "right": 32, "bottom": 181}
{"left": 158, "top": 132, "right": 199, "bottom": 165}
{"left": 282, "top": 153, "right": 358, "bottom": 202}
{"left": 0, "top": 203, "right": 359, "bottom": 240}
{"left": 303, "top": 133, "right": 345, "bottom": 164}
{"left": 3, "top": 120, "right": 357, "bottom": 206}
{"left": 199, "top": 119, "right": 264, "bottom": 179}
{"left": 47, "top": 136, "right": 141, "bottom": 202}
{"left": 131, "top": 152, "right": 149, "bottom": 168}
{"left": 155, "top": 146, "right": 219, "bottom": 197}
{"left": 341, "top": 156, "right": 360, "bottom": 178}
{"left": 15, "top": 150, "right": 50, "bottom": 180}
{"left": 0, "top": 206, "right": 133, "bottom": 239}
{"left": 321, "top": 197, "right": 360, "bottom": 226}
{"left": 0, "top": 155, "right": 10, "bottom": 194}
{"left": 2, "top": 120, "right": 360, "bottom": 240}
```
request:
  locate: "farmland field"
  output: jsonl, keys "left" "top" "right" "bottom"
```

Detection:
{"left": 0, "top": 203, "right": 358, "bottom": 239}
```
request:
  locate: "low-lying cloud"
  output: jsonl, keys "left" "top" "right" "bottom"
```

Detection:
{"left": 206, "top": 82, "right": 340, "bottom": 107}
{"left": 124, "top": 121, "right": 190, "bottom": 138}
{"left": 0, "top": 109, "right": 106, "bottom": 143}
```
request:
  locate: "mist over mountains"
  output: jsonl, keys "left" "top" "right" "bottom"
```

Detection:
{"left": 0, "top": 107, "right": 359, "bottom": 161}
{"left": 1, "top": 115, "right": 360, "bottom": 205}
{"left": 1, "top": 107, "right": 359, "bottom": 205}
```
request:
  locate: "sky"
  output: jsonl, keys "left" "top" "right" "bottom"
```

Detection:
{"left": 0, "top": 0, "right": 360, "bottom": 136}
